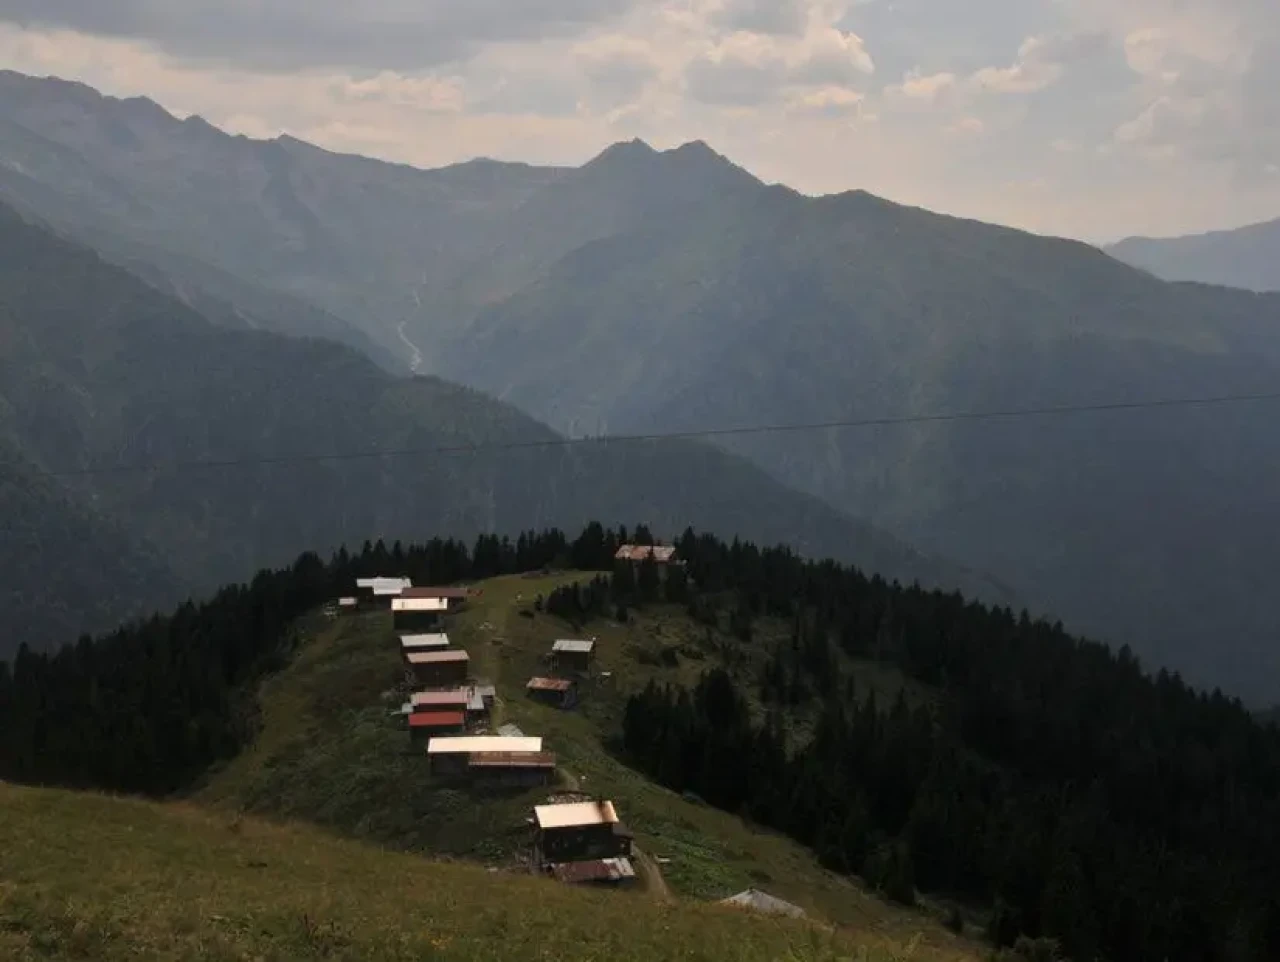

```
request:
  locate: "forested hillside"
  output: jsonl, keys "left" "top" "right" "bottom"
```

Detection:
{"left": 4, "top": 522, "right": 1278, "bottom": 962}
{"left": 0, "top": 201, "right": 997, "bottom": 660}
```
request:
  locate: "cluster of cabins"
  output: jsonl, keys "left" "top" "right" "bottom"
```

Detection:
{"left": 338, "top": 571, "right": 645, "bottom": 890}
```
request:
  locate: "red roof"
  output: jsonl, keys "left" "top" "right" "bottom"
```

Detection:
{"left": 409, "top": 711, "right": 466, "bottom": 728}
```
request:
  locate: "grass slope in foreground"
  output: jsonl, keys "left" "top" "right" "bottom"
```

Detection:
{"left": 0, "top": 781, "right": 901, "bottom": 962}
{"left": 193, "top": 572, "right": 977, "bottom": 962}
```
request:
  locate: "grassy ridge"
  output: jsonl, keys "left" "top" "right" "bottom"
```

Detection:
{"left": 189, "top": 572, "right": 977, "bottom": 961}
{"left": 0, "top": 781, "right": 901, "bottom": 961}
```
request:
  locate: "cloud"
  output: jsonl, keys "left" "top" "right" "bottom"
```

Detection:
{"left": 573, "top": 33, "right": 662, "bottom": 109}
{"left": 0, "top": 0, "right": 644, "bottom": 72}
{"left": 709, "top": 0, "right": 809, "bottom": 37}
{"left": 786, "top": 84, "right": 864, "bottom": 117}
{"left": 970, "top": 31, "right": 1109, "bottom": 94}
{"left": 897, "top": 70, "right": 957, "bottom": 102}
{"left": 683, "top": 10, "right": 874, "bottom": 108}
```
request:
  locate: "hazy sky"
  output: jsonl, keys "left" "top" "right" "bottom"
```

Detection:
{"left": 0, "top": 0, "right": 1276, "bottom": 241}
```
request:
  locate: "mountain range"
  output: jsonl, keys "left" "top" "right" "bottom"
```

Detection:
{"left": 1108, "top": 217, "right": 1280, "bottom": 292}
{"left": 4, "top": 69, "right": 1280, "bottom": 702}
{"left": 0, "top": 199, "right": 1000, "bottom": 662}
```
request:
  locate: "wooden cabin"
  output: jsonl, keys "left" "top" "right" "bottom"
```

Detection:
{"left": 392, "top": 597, "right": 448, "bottom": 633}
{"left": 532, "top": 800, "right": 633, "bottom": 865}
{"left": 426, "top": 736, "right": 544, "bottom": 776}
{"left": 409, "top": 711, "right": 466, "bottom": 743}
{"left": 401, "top": 586, "right": 471, "bottom": 613}
{"left": 406, "top": 650, "right": 469, "bottom": 688}
{"left": 550, "top": 640, "right": 595, "bottom": 675}
{"left": 467, "top": 751, "right": 557, "bottom": 787}
{"left": 400, "top": 633, "right": 451, "bottom": 660}
{"left": 354, "top": 576, "right": 412, "bottom": 608}
{"left": 526, "top": 677, "right": 579, "bottom": 710}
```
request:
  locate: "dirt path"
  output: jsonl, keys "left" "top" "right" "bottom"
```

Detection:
{"left": 632, "top": 845, "right": 673, "bottom": 902}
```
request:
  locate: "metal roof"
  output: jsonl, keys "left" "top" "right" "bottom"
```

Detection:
{"left": 401, "top": 586, "right": 470, "bottom": 600}
{"left": 412, "top": 690, "right": 470, "bottom": 707}
{"left": 468, "top": 751, "right": 557, "bottom": 769}
{"left": 409, "top": 711, "right": 466, "bottom": 728}
{"left": 614, "top": 545, "right": 678, "bottom": 562}
{"left": 472, "top": 684, "right": 497, "bottom": 701}
{"left": 338, "top": 597, "right": 357, "bottom": 606}
{"left": 551, "top": 858, "right": 636, "bottom": 884}
{"left": 534, "top": 800, "right": 620, "bottom": 830}
{"left": 719, "top": 889, "right": 806, "bottom": 918}
{"left": 406, "top": 650, "right": 469, "bottom": 665}
{"left": 527, "top": 677, "right": 575, "bottom": 693}
{"left": 400, "top": 633, "right": 450, "bottom": 649}
{"left": 392, "top": 597, "right": 449, "bottom": 612}
{"left": 427, "top": 736, "right": 543, "bottom": 755}
{"left": 356, "top": 576, "right": 412, "bottom": 590}
{"left": 552, "top": 640, "right": 595, "bottom": 654}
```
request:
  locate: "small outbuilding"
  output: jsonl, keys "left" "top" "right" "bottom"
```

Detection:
{"left": 400, "top": 633, "right": 451, "bottom": 658}
{"left": 549, "top": 857, "right": 637, "bottom": 887}
{"left": 532, "top": 800, "right": 633, "bottom": 865}
{"left": 526, "top": 677, "right": 579, "bottom": 710}
{"left": 355, "top": 576, "right": 412, "bottom": 607}
{"left": 411, "top": 689, "right": 471, "bottom": 712}
{"left": 407, "top": 649, "right": 470, "bottom": 688}
{"left": 550, "top": 639, "right": 595, "bottom": 674}
{"left": 718, "top": 889, "right": 806, "bottom": 919}
{"left": 392, "top": 596, "right": 448, "bottom": 633}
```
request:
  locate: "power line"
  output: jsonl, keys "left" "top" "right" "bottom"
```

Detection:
{"left": 15, "top": 389, "right": 1280, "bottom": 481}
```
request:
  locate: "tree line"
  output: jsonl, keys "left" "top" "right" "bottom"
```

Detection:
{"left": 0, "top": 529, "right": 577, "bottom": 793}
{"left": 612, "top": 531, "right": 1280, "bottom": 962}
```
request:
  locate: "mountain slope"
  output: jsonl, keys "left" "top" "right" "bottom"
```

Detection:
{"left": 437, "top": 179, "right": 1280, "bottom": 704}
{"left": 1107, "top": 216, "right": 1280, "bottom": 292}
{"left": 0, "top": 200, "right": 1001, "bottom": 661}
{"left": 0, "top": 70, "right": 566, "bottom": 361}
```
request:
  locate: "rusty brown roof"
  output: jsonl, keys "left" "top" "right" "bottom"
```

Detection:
{"left": 551, "top": 858, "right": 636, "bottom": 884}
{"left": 527, "top": 677, "right": 575, "bottom": 693}
{"left": 468, "top": 751, "right": 557, "bottom": 769}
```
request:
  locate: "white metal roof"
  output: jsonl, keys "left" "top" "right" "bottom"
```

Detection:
{"left": 719, "top": 889, "right": 806, "bottom": 918}
{"left": 400, "top": 633, "right": 450, "bottom": 649}
{"left": 357, "top": 576, "right": 412, "bottom": 591}
{"left": 533, "top": 800, "right": 620, "bottom": 830}
{"left": 427, "top": 736, "right": 543, "bottom": 755}
{"left": 553, "top": 639, "right": 595, "bottom": 654}
{"left": 406, "top": 650, "right": 469, "bottom": 665}
{"left": 392, "top": 597, "right": 448, "bottom": 612}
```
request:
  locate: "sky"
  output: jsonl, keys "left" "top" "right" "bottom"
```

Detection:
{"left": 0, "top": 0, "right": 1277, "bottom": 242}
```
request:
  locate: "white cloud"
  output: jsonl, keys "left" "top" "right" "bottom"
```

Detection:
{"left": 970, "top": 31, "right": 1109, "bottom": 95}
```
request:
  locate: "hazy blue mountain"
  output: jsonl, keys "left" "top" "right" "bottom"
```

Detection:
{"left": 437, "top": 170, "right": 1280, "bottom": 705}
{"left": 0, "top": 200, "right": 1004, "bottom": 661}
{"left": 1107, "top": 217, "right": 1280, "bottom": 292}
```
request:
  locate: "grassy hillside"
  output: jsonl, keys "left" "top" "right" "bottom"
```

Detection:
{"left": 0, "top": 781, "right": 931, "bottom": 962}
{"left": 192, "top": 571, "right": 976, "bottom": 961}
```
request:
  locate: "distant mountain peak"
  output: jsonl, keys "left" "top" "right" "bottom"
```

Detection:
{"left": 581, "top": 137, "right": 759, "bottom": 189}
